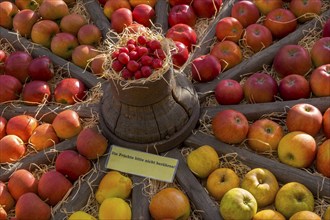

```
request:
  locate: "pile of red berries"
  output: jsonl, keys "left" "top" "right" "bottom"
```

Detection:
{"left": 111, "top": 36, "right": 167, "bottom": 80}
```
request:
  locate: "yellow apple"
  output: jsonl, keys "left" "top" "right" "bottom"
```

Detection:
{"left": 253, "top": 209, "right": 285, "bottom": 220}
{"left": 68, "top": 211, "right": 96, "bottom": 220}
{"left": 206, "top": 167, "right": 240, "bottom": 201}
{"left": 289, "top": 210, "right": 321, "bottom": 220}
{"left": 99, "top": 197, "right": 131, "bottom": 220}
{"left": 275, "top": 182, "right": 314, "bottom": 219}
{"left": 241, "top": 168, "right": 279, "bottom": 207}
{"left": 316, "top": 139, "right": 330, "bottom": 178}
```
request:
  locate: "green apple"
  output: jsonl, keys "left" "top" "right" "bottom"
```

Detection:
{"left": 275, "top": 182, "right": 314, "bottom": 219}
{"left": 220, "top": 188, "right": 257, "bottom": 220}
{"left": 241, "top": 168, "right": 279, "bottom": 208}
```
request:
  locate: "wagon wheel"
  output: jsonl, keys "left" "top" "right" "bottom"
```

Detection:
{"left": 0, "top": 0, "right": 330, "bottom": 219}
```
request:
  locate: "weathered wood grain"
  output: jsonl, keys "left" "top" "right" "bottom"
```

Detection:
{"left": 132, "top": 175, "right": 151, "bottom": 220}
{"left": 154, "top": 0, "right": 169, "bottom": 34}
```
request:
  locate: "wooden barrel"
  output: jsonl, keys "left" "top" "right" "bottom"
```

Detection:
{"left": 99, "top": 69, "right": 200, "bottom": 153}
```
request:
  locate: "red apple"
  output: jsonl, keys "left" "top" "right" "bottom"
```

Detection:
{"left": 55, "top": 150, "right": 91, "bottom": 182}
{"left": 212, "top": 109, "right": 249, "bottom": 144}
{"left": 38, "top": 0, "right": 70, "bottom": 21}
{"left": 286, "top": 103, "right": 323, "bottom": 137}
{"left": 103, "top": 0, "right": 131, "bottom": 20}
{"left": 7, "top": 169, "right": 38, "bottom": 201}
{"left": 28, "top": 56, "right": 54, "bottom": 81}
{"left": 168, "top": 4, "right": 197, "bottom": 28}
{"left": 31, "top": 19, "right": 60, "bottom": 48}
{"left": 13, "top": 9, "right": 39, "bottom": 38}
{"left": 77, "top": 24, "right": 102, "bottom": 46}
{"left": 0, "top": 116, "right": 6, "bottom": 139}
{"left": 231, "top": 0, "right": 260, "bottom": 28}
{"left": 169, "top": 0, "right": 192, "bottom": 6}
{"left": 132, "top": 4, "right": 156, "bottom": 27}
{"left": 192, "top": 0, "right": 222, "bottom": 18}
{"left": 111, "top": 8, "right": 133, "bottom": 33}
{"left": 289, "top": 0, "right": 322, "bottom": 23}
{"left": 253, "top": 0, "right": 283, "bottom": 15}
{"left": 310, "top": 37, "right": 330, "bottom": 68}
{"left": 0, "top": 75, "right": 23, "bottom": 103}
{"left": 171, "top": 41, "right": 189, "bottom": 68}
{"left": 166, "top": 23, "right": 197, "bottom": 52}
{"left": 214, "top": 79, "right": 244, "bottom": 105}
{"left": 309, "top": 64, "right": 330, "bottom": 97}
{"left": 273, "top": 44, "right": 312, "bottom": 78}
{"left": 215, "top": 16, "right": 244, "bottom": 43}
{"left": 191, "top": 54, "right": 221, "bottom": 82}
{"left": 316, "top": 139, "right": 330, "bottom": 178}
{"left": 0, "top": 181, "right": 15, "bottom": 212}
{"left": 4, "top": 51, "right": 32, "bottom": 83}
{"left": 52, "top": 109, "right": 82, "bottom": 139}
{"left": 279, "top": 74, "right": 310, "bottom": 100}
{"left": 90, "top": 56, "right": 105, "bottom": 76}
{"left": 54, "top": 78, "right": 86, "bottom": 104}
{"left": 323, "top": 18, "right": 330, "bottom": 37}
{"left": 0, "top": 134, "right": 26, "bottom": 163}
{"left": 323, "top": 108, "right": 330, "bottom": 139}
{"left": 0, "top": 1, "right": 19, "bottom": 29}
{"left": 0, "top": 49, "right": 7, "bottom": 74}
{"left": 263, "top": 8, "right": 297, "bottom": 39}
{"left": 243, "top": 72, "right": 278, "bottom": 103}
{"left": 21, "top": 80, "right": 51, "bottom": 105}
{"left": 50, "top": 32, "right": 79, "bottom": 60}
{"left": 244, "top": 23, "right": 273, "bottom": 52}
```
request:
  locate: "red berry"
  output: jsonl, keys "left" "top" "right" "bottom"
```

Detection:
{"left": 129, "top": 50, "right": 139, "bottom": 60}
{"left": 111, "top": 50, "right": 119, "bottom": 59}
{"left": 126, "top": 60, "right": 140, "bottom": 72}
{"left": 148, "top": 40, "right": 162, "bottom": 51}
{"left": 154, "top": 49, "right": 166, "bottom": 60}
{"left": 119, "top": 47, "right": 129, "bottom": 54}
{"left": 122, "top": 68, "right": 133, "bottom": 80}
{"left": 152, "top": 58, "right": 163, "bottom": 69}
{"left": 127, "top": 44, "right": 136, "bottom": 52}
{"left": 141, "top": 65, "right": 152, "bottom": 78}
{"left": 137, "top": 46, "right": 149, "bottom": 57}
{"left": 134, "top": 70, "right": 142, "bottom": 79}
{"left": 118, "top": 52, "right": 130, "bottom": 64}
{"left": 127, "top": 39, "right": 136, "bottom": 45}
{"left": 112, "top": 60, "right": 124, "bottom": 72}
{"left": 140, "top": 55, "right": 153, "bottom": 66}
{"left": 137, "top": 36, "right": 147, "bottom": 45}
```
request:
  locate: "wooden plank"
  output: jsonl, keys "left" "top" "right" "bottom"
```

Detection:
{"left": 166, "top": 148, "right": 222, "bottom": 220}
{"left": 0, "top": 27, "right": 104, "bottom": 88}
{"left": 184, "top": 132, "right": 330, "bottom": 198}
{"left": 154, "top": 0, "right": 169, "bottom": 34}
{"left": 0, "top": 137, "right": 77, "bottom": 182}
{"left": 193, "top": 9, "right": 330, "bottom": 96}
{"left": 132, "top": 175, "right": 151, "bottom": 220}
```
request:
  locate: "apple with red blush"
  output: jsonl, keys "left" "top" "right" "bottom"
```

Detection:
{"left": 171, "top": 41, "right": 189, "bottom": 68}
{"left": 132, "top": 4, "right": 155, "bottom": 27}
{"left": 278, "top": 74, "right": 310, "bottom": 101}
{"left": 323, "top": 108, "right": 330, "bottom": 139}
{"left": 192, "top": 0, "right": 222, "bottom": 18}
{"left": 28, "top": 56, "right": 54, "bottom": 81}
{"left": 31, "top": 19, "right": 60, "bottom": 49}
{"left": 289, "top": 0, "right": 322, "bottom": 23}
{"left": 168, "top": 4, "right": 197, "bottom": 28}
{"left": 310, "top": 37, "right": 330, "bottom": 68}
{"left": 309, "top": 64, "right": 330, "bottom": 97}
{"left": 50, "top": 32, "right": 79, "bottom": 60}
{"left": 111, "top": 8, "right": 133, "bottom": 33}
{"left": 12, "top": 9, "right": 39, "bottom": 38}
{"left": 166, "top": 23, "right": 197, "bottom": 52}
{"left": 215, "top": 16, "right": 243, "bottom": 43}
{"left": 0, "top": 1, "right": 19, "bottom": 29}
{"left": 244, "top": 23, "right": 273, "bottom": 52}
{"left": 21, "top": 80, "right": 51, "bottom": 105}
{"left": 231, "top": 0, "right": 260, "bottom": 28}
{"left": 191, "top": 54, "right": 221, "bottom": 82}
{"left": 54, "top": 78, "right": 86, "bottom": 104}
{"left": 214, "top": 79, "right": 243, "bottom": 105}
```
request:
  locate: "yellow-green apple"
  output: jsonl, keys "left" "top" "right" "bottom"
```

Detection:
{"left": 0, "top": 181, "right": 15, "bottom": 212}
{"left": 210, "top": 40, "right": 243, "bottom": 71}
{"left": 290, "top": 0, "right": 322, "bottom": 23}
{"left": 214, "top": 79, "right": 244, "bottom": 105}
{"left": 278, "top": 131, "right": 317, "bottom": 168}
{"left": 231, "top": 0, "right": 260, "bottom": 28}
{"left": 54, "top": 78, "right": 86, "bottom": 104}
{"left": 76, "top": 127, "right": 108, "bottom": 160}
{"left": 286, "top": 103, "right": 323, "bottom": 137}
{"left": 169, "top": 0, "right": 192, "bottom": 6}
{"left": 168, "top": 4, "right": 196, "bottom": 28}
{"left": 28, "top": 123, "right": 59, "bottom": 151}
{"left": 149, "top": 187, "right": 190, "bottom": 220}
{"left": 60, "top": 13, "right": 88, "bottom": 36}
{"left": 253, "top": 0, "right": 283, "bottom": 15}
{"left": 323, "top": 108, "right": 330, "bottom": 139}
{"left": 28, "top": 56, "right": 55, "bottom": 81}
{"left": 0, "top": 1, "right": 19, "bottom": 29}
{"left": 0, "top": 116, "right": 6, "bottom": 139}
{"left": 15, "top": 192, "right": 51, "bottom": 220}
{"left": 90, "top": 55, "right": 105, "bottom": 76}
{"left": 310, "top": 64, "right": 330, "bottom": 97}
{"left": 166, "top": 23, "right": 197, "bottom": 52}
{"left": 310, "top": 37, "right": 330, "bottom": 68}
{"left": 77, "top": 24, "right": 102, "bottom": 46}
{"left": 38, "top": 170, "right": 73, "bottom": 206}
{"left": 38, "top": 0, "right": 69, "bottom": 21}
{"left": 290, "top": 211, "right": 321, "bottom": 220}
{"left": 21, "top": 80, "right": 51, "bottom": 105}
{"left": 215, "top": 16, "right": 244, "bottom": 43}
{"left": 95, "top": 171, "right": 132, "bottom": 203}
{"left": 0, "top": 135, "right": 26, "bottom": 163}
{"left": 264, "top": 8, "right": 297, "bottom": 39}
{"left": 55, "top": 150, "right": 91, "bottom": 181}
{"left": 253, "top": 209, "right": 285, "bottom": 220}
{"left": 6, "top": 115, "right": 38, "bottom": 143}
{"left": 324, "top": 206, "right": 330, "bottom": 220}
{"left": 275, "top": 182, "right": 314, "bottom": 219}
{"left": 279, "top": 74, "right": 311, "bottom": 100}
{"left": 0, "top": 75, "right": 23, "bottom": 103}
{"left": 7, "top": 169, "right": 38, "bottom": 201}
{"left": 15, "top": 0, "right": 42, "bottom": 10}
{"left": 31, "top": 19, "right": 60, "bottom": 48}
{"left": 206, "top": 168, "right": 240, "bottom": 201}
{"left": 68, "top": 211, "right": 96, "bottom": 220}
{"left": 244, "top": 23, "right": 273, "bottom": 53}
{"left": 186, "top": 145, "right": 219, "bottom": 179}
{"left": 212, "top": 109, "right": 249, "bottom": 144}
{"left": 50, "top": 32, "right": 79, "bottom": 60}
{"left": 12, "top": 9, "right": 39, "bottom": 38}
{"left": 71, "top": 45, "right": 100, "bottom": 69}
{"left": 103, "top": 0, "right": 131, "bottom": 20}
{"left": 323, "top": 18, "right": 330, "bottom": 37}
{"left": 111, "top": 8, "right": 133, "bottom": 33}
{"left": 316, "top": 139, "right": 330, "bottom": 178}
{"left": 247, "top": 118, "right": 284, "bottom": 152}
{"left": 191, "top": 54, "right": 221, "bottom": 82}
{"left": 192, "top": 0, "right": 222, "bottom": 18}
{"left": 133, "top": 4, "right": 156, "bottom": 27}
{"left": 220, "top": 187, "right": 257, "bottom": 220}
{"left": 4, "top": 51, "right": 32, "bottom": 83}
{"left": 243, "top": 72, "right": 278, "bottom": 103}
{"left": 52, "top": 109, "right": 82, "bottom": 139}
{"left": 273, "top": 44, "right": 312, "bottom": 78}
{"left": 241, "top": 168, "right": 279, "bottom": 208}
